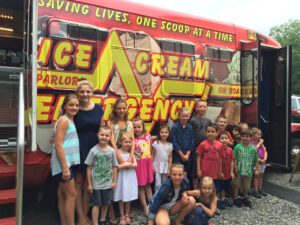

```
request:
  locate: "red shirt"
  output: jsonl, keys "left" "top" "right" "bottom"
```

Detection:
{"left": 196, "top": 140, "right": 223, "bottom": 179}
{"left": 221, "top": 146, "right": 234, "bottom": 180}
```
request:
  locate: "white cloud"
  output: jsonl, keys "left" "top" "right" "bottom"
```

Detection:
{"left": 128, "top": 0, "right": 300, "bottom": 35}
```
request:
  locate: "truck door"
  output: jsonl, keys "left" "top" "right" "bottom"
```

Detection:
{"left": 241, "top": 41, "right": 292, "bottom": 169}
{"left": 260, "top": 46, "right": 292, "bottom": 169}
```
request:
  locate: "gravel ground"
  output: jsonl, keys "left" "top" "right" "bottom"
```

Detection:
{"left": 128, "top": 194, "right": 300, "bottom": 225}
{"left": 22, "top": 169, "right": 300, "bottom": 225}
{"left": 129, "top": 168, "right": 300, "bottom": 225}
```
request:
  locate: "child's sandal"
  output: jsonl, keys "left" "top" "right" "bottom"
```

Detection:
{"left": 119, "top": 217, "right": 126, "bottom": 225}
{"left": 125, "top": 215, "right": 131, "bottom": 224}
{"left": 109, "top": 218, "right": 118, "bottom": 225}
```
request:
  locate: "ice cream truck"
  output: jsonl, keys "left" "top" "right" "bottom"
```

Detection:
{"left": 0, "top": 0, "right": 292, "bottom": 223}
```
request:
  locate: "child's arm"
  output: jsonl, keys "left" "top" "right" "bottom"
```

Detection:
{"left": 167, "top": 150, "right": 173, "bottom": 176}
{"left": 218, "top": 148, "right": 224, "bottom": 179}
{"left": 106, "top": 121, "right": 118, "bottom": 151}
{"left": 117, "top": 161, "right": 132, "bottom": 169}
{"left": 197, "top": 153, "right": 202, "bottom": 178}
{"left": 262, "top": 143, "right": 268, "bottom": 163}
{"left": 55, "top": 118, "right": 70, "bottom": 179}
{"left": 196, "top": 196, "right": 217, "bottom": 217}
{"left": 112, "top": 166, "right": 117, "bottom": 190}
{"left": 185, "top": 190, "right": 201, "bottom": 198}
{"left": 171, "top": 125, "right": 185, "bottom": 161}
{"left": 128, "top": 126, "right": 135, "bottom": 163}
{"left": 131, "top": 155, "right": 138, "bottom": 168}
{"left": 86, "top": 165, "right": 93, "bottom": 193}
{"left": 230, "top": 159, "right": 235, "bottom": 179}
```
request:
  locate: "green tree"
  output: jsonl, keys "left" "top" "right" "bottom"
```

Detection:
{"left": 269, "top": 20, "right": 300, "bottom": 94}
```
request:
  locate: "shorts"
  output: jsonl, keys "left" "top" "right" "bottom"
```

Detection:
{"left": 75, "top": 163, "right": 87, "bottom": 175}
{"left": 214, "top": 179, "right": 222, "bottom": 193}
{"left": 232, "top": 176, "right": 251, "bottom": 193}
{"left": 219, "top": 179, "right": 232, "bottom": 192}
{"left": 259, "top": 164, "right": 266, "bottom": 173}
{"left": 92, "top": 188, "right": 113, "bottom": 206}
{"left": 52, "top": 165, "right": 76, "bottom": 183}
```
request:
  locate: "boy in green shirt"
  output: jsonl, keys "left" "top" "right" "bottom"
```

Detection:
{"left": 233, "top": 129, "right": 259, "bottom": 207}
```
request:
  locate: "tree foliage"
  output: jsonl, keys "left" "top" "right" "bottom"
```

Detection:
{"left": 269, "top": 19, "right": 300, "bottom": 94}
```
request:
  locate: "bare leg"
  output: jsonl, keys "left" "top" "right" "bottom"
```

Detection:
{"left": 145, "top": 185, "right": 152, "bottom": 203}
{"left": 108, "top": 203, "right": 116, "bottom": 223}
{"left": 91, "top": 206, "right": 100, "bottom": 225}
{"left": 119, "top": 201, "right": 125, "bottom": 219}
{"left": 75, "top": 172, "right": 89, "bottom": 224}
{"left": 172, "top": 197, "right": 196, "bottom": 225}
{"left": 82, "top": 179, "right": 91, "bottom": 217}
{"left": 57, "top": 184, "right": 67, "bottom": 225}
{"left": 100, "top": 205, "right": 109, "bottom": 221}
{"left": 124, "top": 202, "right": 130, "bottom": 216}
{"left": 138, "top": 187, "right": 148, "bottom": 215}
{"left": 258, "top": 174, "right": 263, "bottom": 190}
{"left": 253, "top": 174, "right": 259, "bottom": 192}
{"left": 155, "top": 208, "right": 170, "bottom": 225}
{"left": 61, "top": 179, "right": 77, "bottom": 225}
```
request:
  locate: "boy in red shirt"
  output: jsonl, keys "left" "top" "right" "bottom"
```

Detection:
{"left": 218, "top": 131, "right": 235, "bottom": 209}
{"left": 196, "top": 124, "right": 223, "bottom": 203}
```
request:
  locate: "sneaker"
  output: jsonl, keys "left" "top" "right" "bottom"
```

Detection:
{"left": 223, "top": 198, "right": 233, "bottom": 207}
{"left": 242, "top": 198, "right": 252, "bottom": 207}
{"left": 248, "top": 188, "right": 255, "bottom": 196}
{"left": 99, "top": 220, "right": 109, "bottom": 225}
{"left": 217, "top": 200, "right": 226, "bottom": 210}
{"left": 253, "top": 191, "right": 262, "bottom": 199}
{"left": 259, "top": 189, "right": 268, "bottom": 196}
{"left": 233, "top": 198, "right": 243, "bottom": 207}
{"left": 215, "top": 208, "right": 221, "bottom": 215}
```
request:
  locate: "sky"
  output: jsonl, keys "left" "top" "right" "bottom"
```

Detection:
{"left": 128, "top": 0, "right": 300, "bottom": 36}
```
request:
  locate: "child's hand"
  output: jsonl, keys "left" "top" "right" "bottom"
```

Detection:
{"left": 219, "top": 172, "right": 224, "bottom": 179}
{"left": 197, "top": 170, "right": 202, "bottom": 178}
{"left": 87, "top": 184, "right": 93, "bottom": 194}
{"left": 181, "top": 195, "right": 190, "bottom": 205}
{"left": 230, "top": 172, "right": 235, "bottom": 179}
{"left": 112, "top": 182, "right": 116, "bottom": 190}
{"left": 167, "top": 170, "right": 170, "bottom": 176}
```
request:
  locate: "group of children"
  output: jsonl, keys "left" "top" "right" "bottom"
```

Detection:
{"left": 51, "top": 95, "right": 268, "bottom": 225}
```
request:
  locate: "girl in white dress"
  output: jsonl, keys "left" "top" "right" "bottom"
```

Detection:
{"left": 152, "top": 124, "right": 173, "bottom": 192}
{"left": 113, "top": 131, "right": 138, "bottom": 225}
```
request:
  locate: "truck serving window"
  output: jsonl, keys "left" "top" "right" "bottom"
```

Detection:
{"left": 205, "top": 46, "right": 233, "bottom": 61}
{"left": 114, "top": 31, "right": 151, "bottom": 50}
{"left": 46, "top": 20, "right": 108, "bottom": 71}
{"left": 160, "top": 40, "right": 194, "bottom": 55}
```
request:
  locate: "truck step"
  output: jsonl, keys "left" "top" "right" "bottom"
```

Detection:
{"left": 0, "top": 165, "right": 16, "bottom": 178}
{"left": 0, "top": 216, "right": 16, "bottom": 225}
{"left": 0, "top": 188, "right": 16, "bottom": 205}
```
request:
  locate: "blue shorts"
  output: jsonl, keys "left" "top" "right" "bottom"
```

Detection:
{"left": 219, "top": 179, "right": 232, "bottom": 192}
{"left": 214, "top": 179, "right": 222, "bottom": 193}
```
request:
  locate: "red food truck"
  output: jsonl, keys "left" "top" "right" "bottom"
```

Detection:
{"left": 0, "top": 0, "right": 292, "bottom": 223}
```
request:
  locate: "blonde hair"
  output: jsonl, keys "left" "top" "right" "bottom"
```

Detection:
{"left": 76, "top": 79, "right": 94, "bottom": 93}
{"left": 177, "top": 107, "right": 190, "bottom": 121}
{"left": 170, "top": 163, "right": 185, "bottom": 173}
{"left": 251, "top": 127, "right": 261, "bottom": 135}
{"left": 132, "top": 117, "right": 146, "bottom": 136}
{"left": 119, "top": 131, "right": 133, "bottom": 148}
{"left": 110, "top": 98, "right": 129, "bottom": 124}
{"left": 98, "top": 126, "right": 112, "bottom": 134}
{"left": 199, "top": 176, "right": 216, "bottom": 203}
